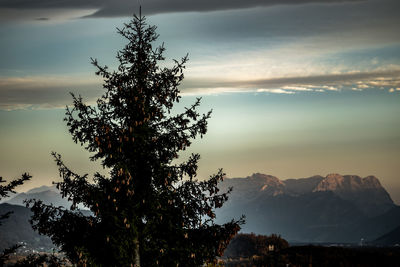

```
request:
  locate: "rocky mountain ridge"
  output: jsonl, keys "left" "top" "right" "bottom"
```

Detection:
{"left": 216, "top": 173, "right": 399, "bottom": 243}
{"left": 220, "top": 173, "right": 393, "bottom": 217}
{"left": 230, "top": 173, "right": 388, "bottom": 195}
{"left": 313, "top": 173, "right": 383, "bottom": 192}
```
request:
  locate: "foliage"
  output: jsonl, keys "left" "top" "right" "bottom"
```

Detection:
{"left": 27, "top": 12, "right": 244, "bottom": 266}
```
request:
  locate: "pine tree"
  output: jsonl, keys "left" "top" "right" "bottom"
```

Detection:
{"left": 27, "top": 12, "right": 243, "bottom": 266}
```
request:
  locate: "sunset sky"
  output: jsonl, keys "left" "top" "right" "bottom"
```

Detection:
{"left": 0, "top": 0, "right": 399, "bottom": 203}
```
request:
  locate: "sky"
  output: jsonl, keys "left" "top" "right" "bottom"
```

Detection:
{"left": 0, "top": 0, "right": 400, "bottom": 203}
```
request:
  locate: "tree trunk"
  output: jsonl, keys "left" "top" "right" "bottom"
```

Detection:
{"left": 134, "top": 237, "right": 141, "bottom": 267}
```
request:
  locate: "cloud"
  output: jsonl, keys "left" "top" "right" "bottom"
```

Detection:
{"left": 388, "top": 88, "right": 400, "bottom": 93}
{"left": 181, "top": 69, "right": 400, "bottom": 95}
{"left": 2, "top": 69, "right": 400, "bottom": 110}
{"left": 0, "top": 8, "right": 96, "bottom": 22}
{"left": 357, "top": 83, "right": 370, "bottom": 89}
{"left": 0, "top": 0, "right": 363, "bottom": 19}
{"left": 256, "top": 88, "right": 295, "bottom": 94}
{"left": 281, "top": 86, "right": 314, "bottom": 92}
{"left": 0, "top": 76, "right": 102, "bottom": 110}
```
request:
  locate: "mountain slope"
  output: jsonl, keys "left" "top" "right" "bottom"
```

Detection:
{"left": 373, "top": 225, "right": 400, "bottom": 246}
{"left": 6, "top": 190, "right": 72, "bottom": 208}
{"left": 5, "top": 184, "right": 78, "bottom": 209}
{"left": 0, "top": 203, "right": 92, "bottom": 251}
{"left": 25, "top": 184, "right": 58, "bottom": 194}
{"left": 216, "top": 173, "right": 397, "bottom": 243}
{"left": 0, "top": 203, "right": 54, "bottom": 251}
{"left": 312, "top": 174, "right": 394, "bottom": 216}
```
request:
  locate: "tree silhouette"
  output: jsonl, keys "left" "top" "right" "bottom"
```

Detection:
{"left": 27, "top": 12, "right": 243, "bottom": 266}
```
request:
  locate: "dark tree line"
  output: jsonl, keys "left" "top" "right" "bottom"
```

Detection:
{"left": 223, "top": 233, "right": 289, "bottom": 259}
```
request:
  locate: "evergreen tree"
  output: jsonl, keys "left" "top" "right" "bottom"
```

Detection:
{"left": 27, "top": 12, "right": 243, "bottom": 266}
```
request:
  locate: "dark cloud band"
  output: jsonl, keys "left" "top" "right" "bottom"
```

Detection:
{"left": 181, "top": 70, "right": 400, "bottom": 90}
{"left": 0, "top": 0, "right": 363, "bottom": 17}
{"left": 2, "top": 69, "right": 398, "bottom": 109}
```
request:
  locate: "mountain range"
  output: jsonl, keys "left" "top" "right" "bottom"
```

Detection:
{"left": 216, "top": 173, "right": 400, "bottom": 244}
{"left": 1, "top": 173, "right": 399, "bottom": 251}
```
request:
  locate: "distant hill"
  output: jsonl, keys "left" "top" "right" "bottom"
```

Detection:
{"left": 0, "top": 203, "right": 54, "bottom": 251}
{"left": 373, "top": 225, "right": 400, "bottom": 246}
{"left": 4, "top": 184, "right": 85, "bottom": 209}
{"left": 25, "top": 184, "right": 58, "bottom": 194}
{"left": 0, "top": 185, "right": 58, "bottom": 204}
{"left": 0, "top": 202, "right": 92, "bottom": 251}
{"left": 216, "top": 173, "right": 399, "bottom": 243}
{"left": 1, "top": 185, "right": 88, "bottom": 251}
{"left": 6, "top": 190, "right": 71, "bottom": 208}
